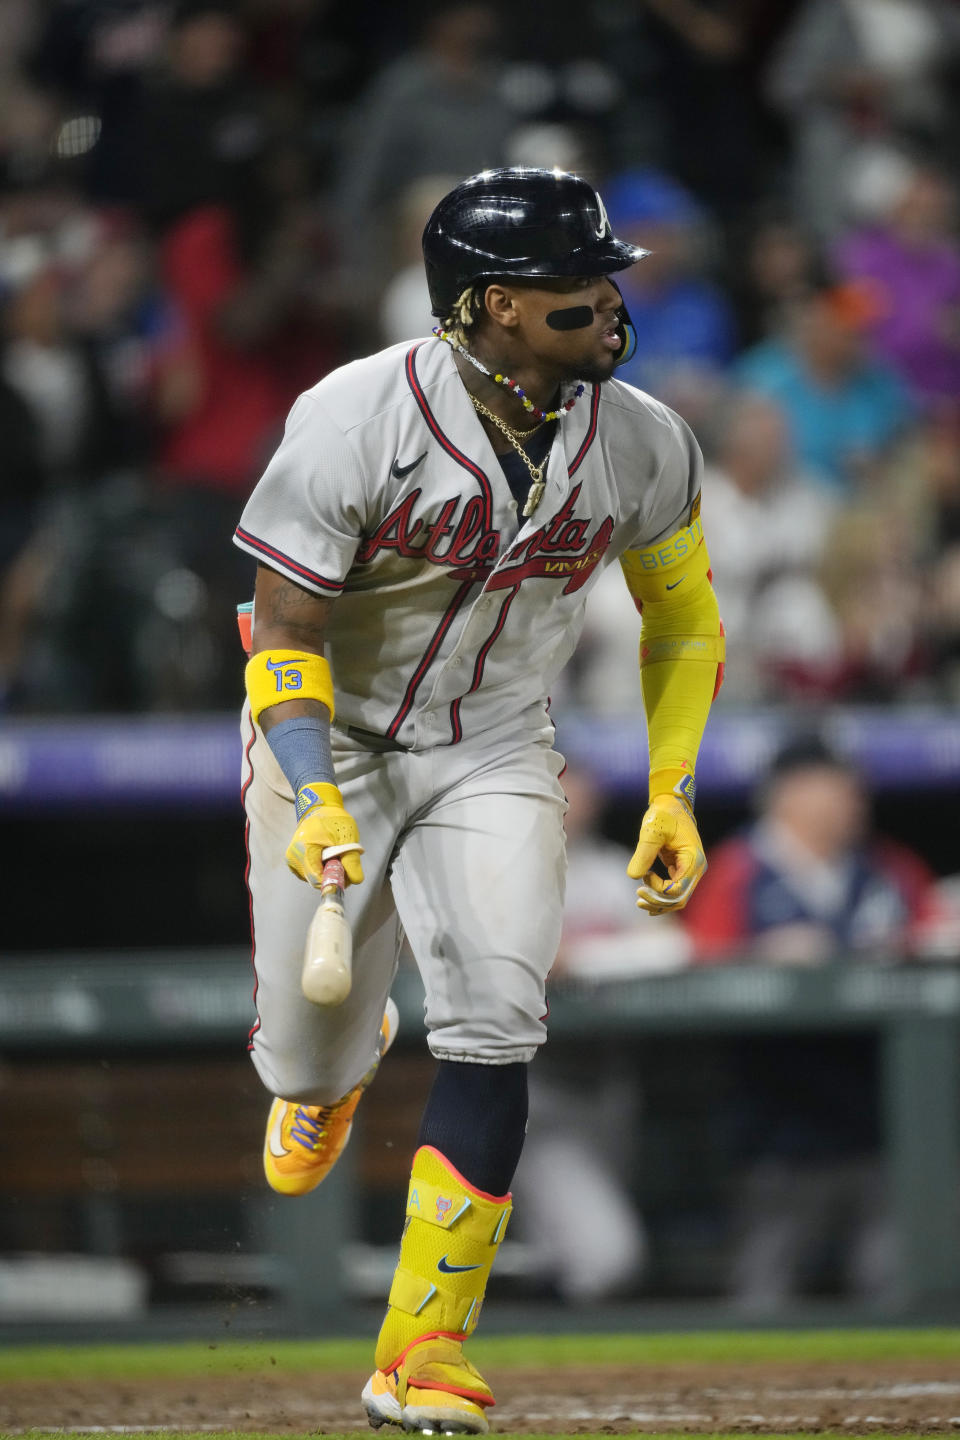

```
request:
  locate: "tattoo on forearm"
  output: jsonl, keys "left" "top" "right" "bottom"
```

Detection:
{"left": 262, "top": 576, "right": 332, "bottom": 647}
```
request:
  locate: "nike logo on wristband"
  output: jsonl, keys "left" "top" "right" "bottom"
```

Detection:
{"left": 665, "top": 577, "right": 686, "bottom": 590}
{"left": 392, "top": 451, "right": 427, "bottom": 478}
{"left": 437, "top": 1256, "right": 481, "bottom": 1274}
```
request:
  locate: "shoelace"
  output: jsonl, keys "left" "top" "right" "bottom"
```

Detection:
{"left": 289, "top": 1104, "right": 334, "bottom": 1152}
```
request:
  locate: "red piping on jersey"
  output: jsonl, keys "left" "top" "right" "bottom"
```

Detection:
{"left": 405, "top": 344, "right": 494, "bottom": 530}
{"left": 240, "top": 708, "right": 261, "bottom": 1049}
{"left": 447, "top": 582, "right": 521, "bottom": 744}
{"left": 567, "top": 383, "right": 600, "bottom": 477}
{"left": 386, "top": 577, "right": 476, "bottom": 740}
{"left": 235, "top": 525, "right": 343, "bottom": 594}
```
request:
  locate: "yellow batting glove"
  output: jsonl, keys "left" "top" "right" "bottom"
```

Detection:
{"left": 627, "top": 793, "right": 706, "bottom": 915}
{"left": 285, "top": 782, "right": 365, "bottom": 888}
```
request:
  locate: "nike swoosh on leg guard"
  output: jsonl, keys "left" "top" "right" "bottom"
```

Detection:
{"left": 437, "top": 1256, "right": 482, "bottom": 1275}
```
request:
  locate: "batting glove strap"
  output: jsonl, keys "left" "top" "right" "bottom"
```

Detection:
{"left": 294, "top": 780, "right": 342, "bottom": 819}
{"left": 649, "top": 768, "right": 696, "bottom": 813}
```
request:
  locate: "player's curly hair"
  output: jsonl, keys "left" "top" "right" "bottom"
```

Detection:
{"left": 442, "top": 284, "right": 487, "bottom": 346}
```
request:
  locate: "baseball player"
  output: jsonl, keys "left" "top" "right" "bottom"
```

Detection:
{"left": 235, "top": 167, "right": 724, "bottom": 1434}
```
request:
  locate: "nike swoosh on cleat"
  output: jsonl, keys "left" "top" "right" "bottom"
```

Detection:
{"left": 665, "top": 577, "right": 686, "bottom": 590}
{"left": 392, "top": 451, "right": 427, "bottom": 478}
{"left": 268, "top": 1105, "right": 289, "bottom": 1159}
{"left": 437, "top": 1255, "right": 481, "bottom": 1274}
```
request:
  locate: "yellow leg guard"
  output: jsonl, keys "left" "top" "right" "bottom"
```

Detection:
{"left": 374, "top": 1145, "right": 511, "bottom": 1395}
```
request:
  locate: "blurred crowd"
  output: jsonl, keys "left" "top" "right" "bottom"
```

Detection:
{"left": 2, "top": 0, "right": 960, "bottom": 714}
{"left": 4, "top": 0, "right": 960, "bottom": 1318}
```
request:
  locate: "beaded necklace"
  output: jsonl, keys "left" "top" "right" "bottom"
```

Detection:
{"left": 469, "top": 393, "right": 551, "bottom": 517}
{"left": 433, "top": 325, "right": 585, "bottom": 424}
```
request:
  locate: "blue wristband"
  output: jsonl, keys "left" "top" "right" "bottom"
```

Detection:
{"left": 264, "top": 715, "right": 335, "bottom": 797}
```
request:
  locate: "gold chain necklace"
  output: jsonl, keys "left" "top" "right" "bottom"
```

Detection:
{"left": 469, "top": 393, "right": 549, "bottom": 517}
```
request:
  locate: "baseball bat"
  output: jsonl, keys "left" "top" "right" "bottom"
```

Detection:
{"left": 301, "top": 857, "right": 353, "bottom": 1006}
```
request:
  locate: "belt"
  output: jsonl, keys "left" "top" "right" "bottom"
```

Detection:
{"left": 332, "top": 722, "right": 409, "bottom": 753}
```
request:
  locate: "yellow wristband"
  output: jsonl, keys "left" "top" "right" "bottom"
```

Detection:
{"left": 245, "top": 649, "right": 335, "bottom": 726}
{"left": 649, "top": 769, "right": 697, "bottom": 809}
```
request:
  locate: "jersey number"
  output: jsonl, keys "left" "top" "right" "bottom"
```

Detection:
{"left": 266, "top": 658, "right": 303, "bottom": 692}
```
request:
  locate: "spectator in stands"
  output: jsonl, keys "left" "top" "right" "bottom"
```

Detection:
{"left": 602, "top": 167, "right": 736, "bottom": 426}
{"left": 27, "top": 0, "right": 167, "bottom": 205}
{"left": 0, "top": 327, "right": 44, "bottom": 712}
{"left": 514, "top": 761, "right": 690, "bottom": 1303}
{"left": 766, "top": 0, "right": 960, "bottom": 240}
{"left": 68, "top": 211, "right": 185, "bottom": 465}
{"left": 602, "top": 0, "right": 771, "bottom": 227}
{"left": 685, "top": 733, "right": 948, "bottom": 963}
{"left": 136, "top": 1, "right": 266, "bottom": 234}
{"left": 378, "top": 175, "right": 467, "bottom": 348}
{"left": 0, "top": 235, "right": 118, "bottom": 484}
{"left": 833, "top": 149, "right": 960, "bottom": 411}
{"left": 890, "top": 405, "right": 960, "bottom": 701}
{"left": 0, "top": 227, "right": 143, "bottom": 709}
{"left": 816, "top": 495, "right": 928, "bottom": 702}
{"left": 334, "top": 2, "right": 520, "bottom": 305}
{"left": 735, "top": 274, "right": 914, "bottom": 495}
{"left": 730, "top": 210, "right": 822, "bottom": 349}
{"left": 700, "top": 390, "right": 840, "bottom": 703}
{"left": 683, "top": 733, "right": 960, "bottom": 1311}
{"left": 142, "top": 7, "right": 347, "bottom": 705}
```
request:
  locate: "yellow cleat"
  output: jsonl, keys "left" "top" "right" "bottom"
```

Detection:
{"left": 362, "top": 1336, "right": 492, "bottom": 1434}
{"left": 263, "top": 999, "right": 398, "bottom": 1197}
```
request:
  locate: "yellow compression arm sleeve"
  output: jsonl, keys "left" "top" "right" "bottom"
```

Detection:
{"left": 620, "top": 518, "right": 724, "bottom": 805}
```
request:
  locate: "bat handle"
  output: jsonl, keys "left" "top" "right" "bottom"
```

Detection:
{"left": 318, "top": 855, "right": 346, "bottom": 898}
{"left": 301, "top": 855, "right": 353, "bottom": 1007}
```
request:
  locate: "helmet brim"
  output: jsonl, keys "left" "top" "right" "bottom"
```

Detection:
{"left": 429, "top": 242, "right": 649, "bottom": 316}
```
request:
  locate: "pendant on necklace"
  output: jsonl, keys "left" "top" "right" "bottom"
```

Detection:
{"left": 522, "top": 477, "right": 546, "bottom": 518}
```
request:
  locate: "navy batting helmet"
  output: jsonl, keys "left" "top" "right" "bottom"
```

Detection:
{"left": 422, "top": 167, "right": 646, "bottom": 320}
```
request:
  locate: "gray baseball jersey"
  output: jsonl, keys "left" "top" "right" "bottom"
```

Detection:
{"left": 235, "top": 338, "right": 701, "bottom": 750}
{"left": 236, "top": 337, "right": 702, "bottom": 1099}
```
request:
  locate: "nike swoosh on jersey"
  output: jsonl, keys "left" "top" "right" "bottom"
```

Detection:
{"left": 268, "top": 1105, "right": 289, "bottom": 1158}
{"left": 665, "top": 576, "right": 686, "bottom": 590}
{"left": 437, "top": 1255, "right": 481, "bottom": 1274}
{"left": 391, "top": 451, "right": 427, "bottom": 478}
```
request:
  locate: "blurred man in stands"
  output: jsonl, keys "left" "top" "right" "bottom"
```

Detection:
{"left": 833, "top": 150, "right": 960, "bottom": 413}
{"left": 335, "top": 2, "right": 519, "bottom": 309}
{"left": 683, "top": 734, "right": 960, "bottom": 1311}
{"left": 700, "top": 390, "right": 839, "bottom": 703}
{"left": 735, "top": 274, "right": 913, "bottom": 496}
{"left": 685, "top": 734, "right": 949, "bottom": 964}
{"left": 602, "top": 167, "right": 736, "bottom": 427}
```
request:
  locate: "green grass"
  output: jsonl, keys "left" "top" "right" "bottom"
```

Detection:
{"left": 1, "top": 1327, "right": 958, "bottom": 1382}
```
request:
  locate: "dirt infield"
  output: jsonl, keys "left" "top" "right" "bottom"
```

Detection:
{"left": 4, "top": 1358, "right": 960, "bottom": 1433}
